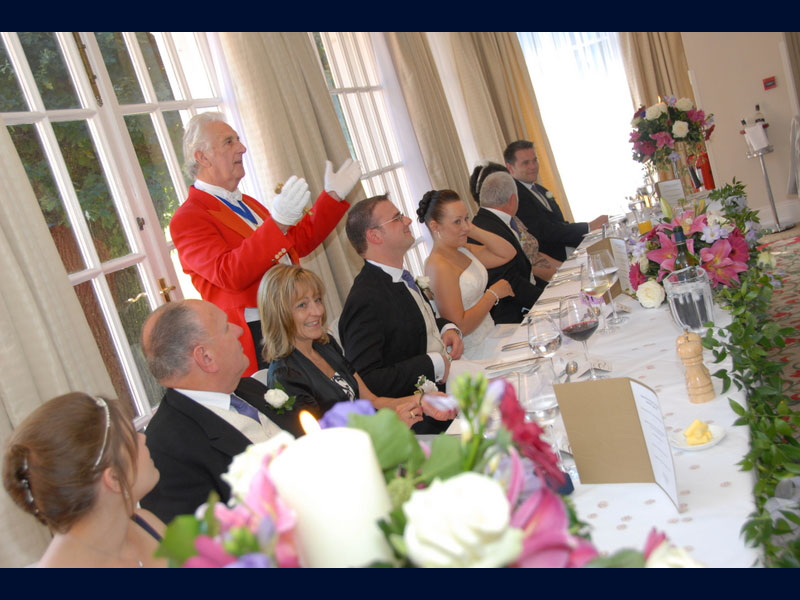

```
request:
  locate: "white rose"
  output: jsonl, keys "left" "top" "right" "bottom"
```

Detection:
{"left": 638, "top": 256, "right": 650, "bottom": 271}
{"left": 636, "top": 280, "right": 666, "bottom": 308}
{"left": 672, "top": 120, "right": 689, "bottom": 138}
{"left": 675, "top": 97, "right": 694, "bottom": 112}
{"left": 222, "top": 432, "right": 295, "bottom": 502}
{"left": 645, "top": 103, "right": 668, "bottom": 120}
{"left": 645, "top": 541, "right": 706, "bottom": 568}
{"left": 264, "top": 388, "right": 289, "bottom": 408}
{"left": 416, "top": 275, "right": 431, "bottom": 290}
{"left": 403, "top": 472, "right": 523, "bottom": 568}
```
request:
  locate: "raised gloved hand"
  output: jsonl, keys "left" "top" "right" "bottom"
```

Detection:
{"left": 271, "top": 175, "right": 310, "bottom": 226}
{"left": 324, "top": 158, "right": 362, "bottom": 200}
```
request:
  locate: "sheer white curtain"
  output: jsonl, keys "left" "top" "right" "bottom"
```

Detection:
{"left": 517, "top": 32, "right": 643, "bottom": 220}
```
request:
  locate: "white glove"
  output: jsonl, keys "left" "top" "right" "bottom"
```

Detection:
{"left": 271, "top": 176, "right": 310, "bottom": 226}
{"left": 324, "top": 158, "right": 362, "bottom": 200}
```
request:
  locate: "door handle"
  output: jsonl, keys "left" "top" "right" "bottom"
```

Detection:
{"left": 158, "top": 278, "right": 177, "bottom": 303}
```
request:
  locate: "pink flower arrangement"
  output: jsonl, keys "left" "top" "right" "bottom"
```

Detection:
{"left": 630, "top": 97, "right": 714, "bottom": 170}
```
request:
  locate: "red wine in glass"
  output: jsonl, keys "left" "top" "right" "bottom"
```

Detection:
{"left": 562, "top": 320, "right": 599, "bottom": 342}
{"left": 559, "top": 294, "right": 603, "bottom": 380}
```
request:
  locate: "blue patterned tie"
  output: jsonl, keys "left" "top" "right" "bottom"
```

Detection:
{"left": 229, "top": 395, "right": 261, "bottom": 423}
{"left": 400, "top": 270, "right": 420, "bottom": 293}
{"left": 509, "top": 217, "right": 521, "bottom": 236}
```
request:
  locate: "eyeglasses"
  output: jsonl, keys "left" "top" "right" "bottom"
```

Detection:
{"left": 370, "top": 212, "right": 406, "bottom": 229}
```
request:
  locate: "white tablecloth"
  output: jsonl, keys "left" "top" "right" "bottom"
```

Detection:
{"left": 447, "top": 254, "right": 761, "bottom": 567}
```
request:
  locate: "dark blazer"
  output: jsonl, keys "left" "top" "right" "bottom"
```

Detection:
{"left": 514, "top": 180, "right": 588, "bottom": 262}
{"left": 469, "top": 208, "right": 545, "bottom": 324}
{"left": 267, "top": 338, "right": 359, "bottom": 426}
{"left": 140, "top": 378, "right": 296, "bottom": 524}
{"left": 339, "top": 261, "right": 451, "bottom": 434}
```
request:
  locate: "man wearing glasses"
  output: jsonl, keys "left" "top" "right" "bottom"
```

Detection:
{"left": 338, "top": 195, "right": 463, "bottom": 434}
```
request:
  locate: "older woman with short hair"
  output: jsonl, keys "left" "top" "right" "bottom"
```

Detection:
{"left": 2, "top": 393, "right": 166, "bottom": 567}
{"left": 258, "top": 265, "right": 457, "bottom": 433}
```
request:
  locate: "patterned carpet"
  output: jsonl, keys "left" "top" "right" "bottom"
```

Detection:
{"left": 760, "top": 226, "right": 800, "bottom": 410}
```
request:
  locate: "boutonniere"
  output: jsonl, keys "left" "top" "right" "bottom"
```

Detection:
{"left": 415, "top": 375, "right": 438, "bottom": 395}
{"left": 415, "top": 276, "right": 434, "bottom": 301}
{"left": 264, "top": 381, "right": 296, "bottom": 414}
{"left": 545, "top": 191, "right": 554, "bottom": 199}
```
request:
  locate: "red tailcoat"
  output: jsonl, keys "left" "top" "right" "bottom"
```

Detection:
{"left": 170, "top": 186, "right": 349, "bottom": 375}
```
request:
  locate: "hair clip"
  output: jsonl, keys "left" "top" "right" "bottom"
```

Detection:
{"left": 93, "top": 397, "right": 111, "bottom": 469}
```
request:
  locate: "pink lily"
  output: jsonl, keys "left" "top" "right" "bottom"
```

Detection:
{"left": 669, "top": 210, "right": 706, "bottom": 237}
{"left": 510, "top": 488, "right": 598, "bottom": 568}
{"left": 646, "top": 232, "right": 679, "bottom": 271}
{"left": 184, "top": 535, "right": 237, "bottom": 568}
{"left": 726, "top": 229, "right": 749, "bottom": 264}
{"left": 643, "top": 528, "right": 668, "bottom": 560}
{"left": 700, "top": 239, "right": 748, "bottom": 287}
{"left": 650, "top": 131, "right": 674, "bottom": 149}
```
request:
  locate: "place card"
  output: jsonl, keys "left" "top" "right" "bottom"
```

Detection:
{"left": 555, "top": 377, "right": 680, "bottom": 512}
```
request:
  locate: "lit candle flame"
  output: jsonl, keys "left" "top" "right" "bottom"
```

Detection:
{"left": 299, "top": 410, "right": 321, "bottom": 434}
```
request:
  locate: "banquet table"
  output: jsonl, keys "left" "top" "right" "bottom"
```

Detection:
{"left": 444, "top": 238, "right": 761, "bottom": 568}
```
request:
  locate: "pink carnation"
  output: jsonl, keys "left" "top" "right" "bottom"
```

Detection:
{"left": 629, "top": 262, "right": 647, "bottom": 291}
{"left": 687, "top": 108, "right": 705, "bottom": 123}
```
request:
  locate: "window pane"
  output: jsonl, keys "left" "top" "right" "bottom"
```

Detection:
{"left": 18, "top": 32, "right": 81, "bottom": 110}
{"left": 136, "top": 32, "right": 175, "bottom": 102}
{"left": 162, "top": 109, "right": 192, "bottom": 187}
{"left": 312, "top": 33, "right": 335, "bottom": 88}
{"left": 124, "top": 113, "right": 181, "bottom": 239}
{"left": 95, "top": 32, "right": 145, "bottom": 105}
{"left": 7, "top": 123, "right": 86, "bottom": 273}
{"left": 343, "top": 93, "right": 376, "bottom": 171}
{"left": 105, "top": 265, "right": 164, "bottom": 409}
{"left": 73, "top": 280, "right": 137, "bottom": 414}
{"left": 0, "top": 40, "right": 28, "bottom": 111}
{"left": 171, "top": 33, "right": 213, "bottom": 98}
{"left": 52, "top": 120, "right": 132, "bottom": 262}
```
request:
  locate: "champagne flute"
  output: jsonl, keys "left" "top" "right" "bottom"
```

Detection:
{"left": 527, "top": 314, "right": 561, "bottom": 378}
{"left": 559, "top": 294, "right": 604, "bottom": 380}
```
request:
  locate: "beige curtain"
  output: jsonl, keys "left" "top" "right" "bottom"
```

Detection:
{"left": 449, "top": 32, "right": 573, "bottom": 221}
{"left": 785, "top": 32, "right": 800, "bottom": 113}
{"left": 217, "top": 32, "right": 365, "bottom": 315}
{"left": 0, "top": 118, "right": 116, "bottom": 567}
{"left": 619, "top": 32, "right": 695, "bottom": 108}
{"left": 383, "top": 32, "right": 473, "bottom": 213}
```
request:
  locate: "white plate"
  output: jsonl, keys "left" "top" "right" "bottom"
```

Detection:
{"left": 669, "top": 424, "right": 725, "bottom": 451}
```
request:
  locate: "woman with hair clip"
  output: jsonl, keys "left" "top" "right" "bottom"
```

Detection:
{"left": 2, "top": 393, "right": 166, "bottom": 567}
{"left": 258, "top": 265, "right": 458, "bottom": 434}
{"left": 417, "top": 189, "right": 516, "bottom": 358}
{"left": 469, "top": 162, "right": 561, "bottom": 283}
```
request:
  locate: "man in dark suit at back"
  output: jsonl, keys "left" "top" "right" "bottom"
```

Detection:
{"left": 470, "top": 171, "right": 546, "bottom": 323}
{"left": 338, "top": 195, "right": 464, "bottom": 434}
{"left": 140, "top": 299, "right": 297, "bottom": 524}
{"left": 504, "top": 140, "right": 608, "bottom": 261}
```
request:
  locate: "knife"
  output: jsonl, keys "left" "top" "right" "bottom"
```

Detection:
{"left": 485, "top": 357, "right": 542, "bottom": 372}
{"left": 501, "top": 341, "right": 530, "bottom": 352}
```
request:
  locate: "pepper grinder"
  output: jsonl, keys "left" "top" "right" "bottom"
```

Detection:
{"left": 676, "top": 330, "right": 715, "bottom": 403}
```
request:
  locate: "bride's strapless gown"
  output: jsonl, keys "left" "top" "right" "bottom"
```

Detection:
{"left": 456, "top": 247, "right": 494, "bottom": 359}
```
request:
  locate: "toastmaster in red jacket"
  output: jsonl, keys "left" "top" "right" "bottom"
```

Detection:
{"left": 170, "top": 112, "right": 360, "bottom": 376}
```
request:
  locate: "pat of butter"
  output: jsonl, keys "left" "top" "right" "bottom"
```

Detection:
{"left": 683, "top": 419, "right": 713, "bottom": 446}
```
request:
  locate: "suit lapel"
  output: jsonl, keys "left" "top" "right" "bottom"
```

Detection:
{"left": 478, "top": 209, "right": 526, "bottom": 257}
{"left": 191, "top": 186, "right": 257, "bottom": 240}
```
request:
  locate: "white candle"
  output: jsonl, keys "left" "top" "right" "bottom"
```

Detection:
{"left": 268, "top": 427, "right": 394, "bottom": 567}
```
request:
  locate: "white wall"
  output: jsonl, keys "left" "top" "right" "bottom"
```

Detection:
{"left": 681, "top": 32, "right": 800, "bottom": 229}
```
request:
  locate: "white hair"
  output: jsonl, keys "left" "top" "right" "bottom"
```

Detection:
{"left": 479, "top": 171, "right": 517, "bottom": 208}
{"left": 182, "top": 112, "right": 229, "bottom": 178}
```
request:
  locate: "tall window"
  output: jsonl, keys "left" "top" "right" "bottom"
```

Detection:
{"left": 1, "top": 32, "right": 231, "bottom": 424}
{"left": 517, "top": 32, "right": 643, "bottom": 220}
{"left": 312, "top": 32, "right": 427, "bottom": 275}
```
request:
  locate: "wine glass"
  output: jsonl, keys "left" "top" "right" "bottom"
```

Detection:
{"left": 559, "top": 294, "right": 604, "bottom": 380}
{"left": 583, "top": 250, "right": 628, "bottom": 327}
{"left": 527, "top": 314, "right": 561, "bottom": 378}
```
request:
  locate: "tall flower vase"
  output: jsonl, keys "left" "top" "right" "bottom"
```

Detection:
{"left": 669, "top": 142, "right": 696, "bottom": 202}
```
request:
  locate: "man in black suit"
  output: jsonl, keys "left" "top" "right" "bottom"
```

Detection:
{"left": 503, "top": 140, "right": 608, "bottom": 261}
{"left": 140, "top": 299, "right": 297, "bottom": 524}
{"left": 338, "top": 195, "right": 464, "bottom": 433}
{"left": 470, "top": 171, "right": 546, "bottom": 324}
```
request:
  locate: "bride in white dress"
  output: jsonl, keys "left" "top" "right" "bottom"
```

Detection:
{"left": 417, "top": 189, "right": 516, "bottom": 359}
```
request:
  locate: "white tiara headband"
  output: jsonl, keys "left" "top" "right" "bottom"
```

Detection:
{"left": 93, "top": 397, "right": 111, "bottom": 469}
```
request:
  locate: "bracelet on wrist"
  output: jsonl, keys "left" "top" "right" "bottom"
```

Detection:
{"left": 486, "top": 288, "right": 500, "bottom": 306}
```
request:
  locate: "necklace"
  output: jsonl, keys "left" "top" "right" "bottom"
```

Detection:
{"left": 67, "top": 533, "right": 144, "bottom": 568}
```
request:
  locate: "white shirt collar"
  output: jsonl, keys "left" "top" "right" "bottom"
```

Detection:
{"left": 174, "top": 388, "right": 233, "bottom": 412}
{"left": 194, "top": 179, "right": 242, "bottom": 204}
{"left": 366, "top": 259, "right": 404, "bottom": 283}
{"left": 485, "top": 207, "right": 514, "bottom": 228}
